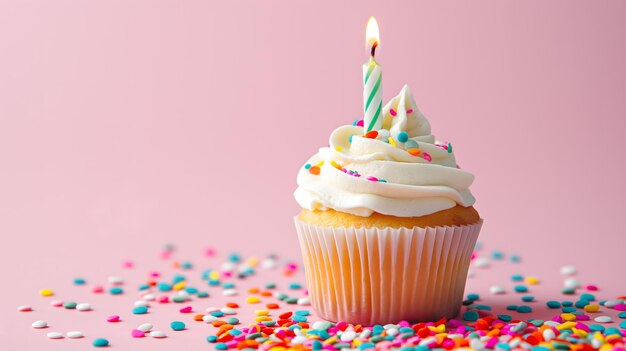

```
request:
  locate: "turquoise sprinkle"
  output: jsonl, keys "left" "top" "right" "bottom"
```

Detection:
{"left": 312, "top": 340, "right": 323, "bottom": 350}
{"left": 589, "top": 324, "right": 605, "bottom": 332}
{"left": 561, "top": 301, "right": 573, "bottom": 307}
{"left": 210, "top": 311, "right": 224, "bottom": 317}
{"left": 185, "top": 287, "right": 198, "bottom": 294}
{"left": 197, "top": 291, "right": 209, "bottom": 298}
{"left": 265, "top": 282, "right": 276, "bottom": 289}
{"left": 618, "top": 312, "right": 626, "bottom": 318}
{"left": 170, "top": 321, "right": 186, "bottom": 331}
{"left": 562, "top": 307, "right": 576, "bottom": 313}
{"left": 223, "top": 282, "right": 235, "bottom": 289}
{"left": 349, "top": 135, "right": 354, "bottom": 143}
{"left": 467, "top": 293, "right": 480, "bottom": 301}
{"left": 372, "top": 325, "right": 384, "bottom": 334}
{"left": 532, "top": 346, "right": 550, "bottom": 351}
{"left": 562, "top": 288, "right": 576, "bottom": 295}
{"left": 498, "top": 314, "right": 512, "bottom": 322}
{"left": 228, "top": 253, "right": 241, "bottom": 262}
{"left": 511, "top": 274, "right": 524, "bottom": 281}
{"left": 172, "top": 296, "right": 186, "bottom": 303}
{"left": 517, "top": 306, "right": 532, "bottom": 313}
{"left": 397, "top": 132, "right": 409, "bottom": 143}
{"left": 226, "top": 317, "right": 239, "bottom": 325}
{"left": 405, "top": 140, "right": 419, "bottom": 149}
{"left": 475, "top": 305, "right": 492, "bottom": 311}
{"left": 496, "top": 343, "right": 511, "bottom": 351}
{"left": 415, "top": 346, "right": 430, "bottom": 351}
{"left": 289, "top": 283, "right": 302, "bottom": 290}
{"left": 181, "top": 261, "right": 193, "bottom": 269}
{"left": 462, "top": 311, "right": 479, "bottom": 321}
{"left": 285, "top": 297, "right": 298, "bottom": 304}
{"left": 506, "top": 305, "right": 518, "bottom": 311}
{"left": 546, "top": 301, "right": 561, "bottom": 308}
{"left": 93, "top": 338, "right": 109, "bottom": 347}
{"left": 109, "top": 287, "right": 123, "bottom": 295}
{"left": 491, "top": 251, "right": 504, "bottom": 260}
{"left": 580, "top": 293, "right": 595, "bottom": 301}
{"left": 359, "top": 343, "right": 375, "bottom": 350}
{"left": 605, "top": 327, "right": 621, "bottom": 336}
{"left": 172, "top": 275, "right": 185, "bottom": 284}
{"left": 229, "top": 329, "right": 242, "bottom": 336}
{"left": 575, "top": 300, "right": 589, "bottom": 308}
{"left": 620, "top": 321, "right": 626, "bottom": 328}
{"left": 157, "top": 282, "right": 172, "bottom": 291}
{"left": 514, "top": 285, "right": 528, "bottom": 293}
{"left": 246, "top": 332, "right": 262, "bottom": 340}
{"left": 510, "top": 254, "right": 521, "bottom": 263}
{"left": 295, "top": 310, "right": 310, "bottom": 316}
{"left": 63, "top": 301, "right": 77, "bottom": 309}
{"left": 522, "top": 295, "right": 535, "bottom": 302}
{"left": 262, "top": 321, "right": 276, "bottom": 327}
{"left": 73, "top": 278, "right": 86, "bottom": 285}
{"left": 292, "top": 315, "right": 307, "bottom": 323}
{"left": 206, "top": 335, "right": 218, "bottom": 343}
{"left": 138, "top": 284, "right": 150, "bottom": 291}
{"left": 215, "top": 342, "right": 228, "bottom": 350}
{"left": 276, "top": 293, "right": 288, "bottom": 300}
{"left": 208, "top": 279, "right": 220, "bottom": 286}
{"left": 530, "top": 319, "right": 544, "bottom": 327}
{"left": 133, "top": 306, "right": 148, "bottom": 314}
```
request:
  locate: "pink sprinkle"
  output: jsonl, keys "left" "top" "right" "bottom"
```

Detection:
{"left": 576, "top": 314, "right": 590, "bottom": 321}
{"left": 179, "top": 306, "right": 193, "bottom": 313}
{"left": 485, "top": 337, "right": 498, "bottom": 349}
{"left": 614, "top": 303, "right": 626, "bottom": 311}
{"left": 390, "top": 108, "right": 397, "bottom": 116}
{"left": 366, "top": 176, "right": 379, "bottom": 182}
{"left": 398, "top": 320, "right": 410, "bottom": 328}
{"left": 131, "top": 329, "right": 145, "bottom": 338}
{"left": 286, "top": 263, "right": 298, "bottom": 271}
{"left": 356, "top": 119, "right": 364, "bottom": 127}
{"left": 222, "top": 271, "right": 232, "bottom": 277}
{"left": 106, "top": 315, "right": 120, "bottom": 323}
{"left": 423, "top": 152, "right": 432, "bottom": 162}
{"left": 92, "top": 285, "right": 104, "bottom": 293}
{"left": 160, "top": 251, "right": 171, "bottom": 260}
{"left": 158, "top": 296, "right": 169, "bottom": 303}
{"left": 150, "top": 271, "right": 160, "bottom": 277}
{"left": 50, "top": 300, "right": 64, "bottom": 307}
{"left": 122, "top": 260, "right": 134, "bottom": 269}
{"left": 586, "top": 284, "right": 598, "bottom": 291}
{"left": 406, "top": 109, "right": 413, "bottom": 114}
{"left": 204, "top": 247, "right": 215, "bottom": 257}
{"left": 17, "top": 305, "right": 32, "bottom": 312}
{"left": 226, "top": 340, "right": 238, "bottom": 348}
{"left": 575, "top": 322, "right": 591, "bottom": 332}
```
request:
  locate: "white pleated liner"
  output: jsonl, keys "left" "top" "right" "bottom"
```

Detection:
{"left": 295, "top": 218, "right": 482, "bottom": 326}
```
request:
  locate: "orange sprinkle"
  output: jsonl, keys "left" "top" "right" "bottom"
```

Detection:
{"left": 308, "top": 166, "right": 320, "bottom": 175}
{"left": 226, "top": 302, "right": 239, "bottom": 308}
{"left": 365, "top": 130, "right": 378, "bottom": 139}
{"left": 193, "top": 314, "right": 204, "bottom": 321}
{"left": 212, "top": 320, "right": 227, "bottom": 327}
{"left": 248, "top": 288, "right": 260, "bottom": 294}
{"left": 260, "top": 291, "right": 273, "bottom": 297}
{"left": 407, "top": 148, "right": 421, "bottom": 156}
{"left": 267, "top": 303, "right": 279, "bottom": 309}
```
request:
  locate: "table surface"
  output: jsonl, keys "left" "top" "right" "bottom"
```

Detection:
{"left": 2, "top": 237, "right": 624, "bottom": 350}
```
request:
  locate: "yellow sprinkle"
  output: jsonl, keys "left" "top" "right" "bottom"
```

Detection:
{"left": 537, "top": 342, "right": 554, "bottom": 350}
{"left": 525, "top": 276, "right": 540, "bottom": 285}
{"left": 255, "top": 310, "right": 270, "bottom": 316}
{"left": 245, "top": 257, "right": 259, "bottom": 267}
{"left": 173, "top": 281, "right": 186, "bottom": 291}
{"left": 330, "top": 160, "right": 342, "bottom": 170}
{"left": 556, "top": 321, "right": 576, "bottom": 330}
{"left": 584, "top": 304, "right": 600, "bottom": 313}
{"left": 427, "top": 325, "right": 445, "bottom": 333}
{"left": 606, "top": 334, "right": 621, "bottom": 342}
{"left": 315, "top": 161, "right": 324, "bottom": 167}
{"left": 335, "top": 146, "right": 343, "bottom": 152}
{"left": 572, "top": 328, "right": 588, "bottom": 337}
{"left": 323, "top": 336, "right": 338, "bottom": 345}
{"left": 600, "top": 344, "right": 614, "bottom": 351}
{"left": 246, "top": 296, "right": 261, "bottom": 304}
{"left": 560, "top": 313, "right": 576, "bottom": 321}
{"left": 388, "top": 137, "right": 397, "bottom": 147}
{"left": 353, "top": 339, "right": 362, "bottom": 347}
{"left": 269, "top": 347, "right": 287, "bottom": 351}
{"left": 209, "top": 271, "right": 220, "bottom": 280}
{"left": 255, "top": 316, "right": 272, "bottom": 322}
{"left": 39, "top": 289, "right": 54, "bottom": 297}
{"left": 594, "top": 332, "right": 605, "bottom": 341}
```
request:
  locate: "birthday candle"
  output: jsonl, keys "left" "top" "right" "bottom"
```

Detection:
{"left": 363, "top": 16, "right": 382, "bottom": 133}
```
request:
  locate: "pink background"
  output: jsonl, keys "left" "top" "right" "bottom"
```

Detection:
{"left": 1, "top": 0, "right": 626, "bottom": 349}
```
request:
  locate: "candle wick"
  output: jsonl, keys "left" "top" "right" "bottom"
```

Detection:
{"left": 370, "top": 42, "right": 378, "bottom": 58}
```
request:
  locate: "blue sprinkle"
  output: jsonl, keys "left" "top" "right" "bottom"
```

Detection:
{"left": 304, "top": 163, "right": 311, "bottom": 169}
{"left": 289, "top": 283, "right": 302, "bottom": 290}
{"left": 589, "top": 324, "right": 605, "bottom": 332}
{"left": 605, "top": 327, "right": 621, "bottom": 336}
{"left": 372, "top": 325, "right": 384, "bottom": 335}
{"left": 228, "top": 253, "right": 241, "bottom": 262}
{"left": 138, "top": 284, "right": 150, "bottom": 291}
{"left": 580, "top": 293, "right": 596, "bottom": 301}
{"left": 185, "top": 287, "right": 198, "bottom": 294}
{"left": 506, "top": 305, "right": 518, "bottom": 311}
{"left": 575, "top": 300, "right": 589, "bottom": 308}
{"left": 172, "top": 275, "right": 186, "bottom": 284}
{"left": 397, "top": 132, "right": 409, "bottom": 143}
{"left": 181, "top": 261, "right": 193, "bottom": 270}
{"left": 312, "top": 340, "right": 324, "bottom": 350}
{"left": 517, "top": 306, "right": 532, "bottom": 313}
{"left": 265, "top": 282, "right": 276, "bottom": 289}
{"left": 223, "top": 282, "right": 235, "bottom": 289}
{"left": 215, "top": 342, "right": 228, "bottom": 350}
{"left": 620, "top": 321, "right": 626, "bottom": 328}
{"left": 510, "top": 254, "right": 522, "bottom": 263}
{"left": 531, "top": 346, "right": 550, "bottom": 351}
{"left": 206, "top": 335, "right": 218, "bottom": 343}
{"left": 514, "top": 285, "right": 528, "bottom": 293}
{"left": 292, "top": 315, "right": 307, "bottom": 323}
{"left": 511, "top": 274, "right": 524, "bottom": 281}
{"left": 93, "top": 338, "right": 109, "bottom": 347}
{"left": 210, "top": 311, "right": 224, "bottom": 317}
{"left": 295, "top": 310, "right": 310, "bottom": 316}
{"left": 157, "top": 282, "right": 172, "bottom": 291}
{"left": 467, "top": 293, "right": 480, "bottom": 301}
{"left": 491, "top": 251, "right": 504, "bottom": 260}
{"left": 498, "top": 314, "right": 512, "bottom": 322}
{"left": 109, "top": 287, "right": 123, "bottom": 295}
{"left": 197, "top": 291, "right": 209, "bottom": 298}
{"left": 618, "top": 312, "right": 626, "bottom": 319}
{"left": 522, "top": 295, "right": 535, "bottom": 302}
{"left": 462, "top": 311, "right": 479, "bottom": 321}
{"left": 496, "top": 343, "right": 511, "bottom": 351}
{"left": 208, "top": 279, "right": 221, "bottom": 286}
{"left": 170, "top": 321, "right": 186, "bottom": 331}
{"left": 475, "top": 305, "right": 492, "bottom": 311}
{"left": 562, "top": 306, "right": 576, "bottom": 313}
{"left": 546, "top": 301, "right": 561, "bottom": 308}
{"left": 73, "top": 278, "right": 86, "bottom": 285}
{"left": 561, "top": 301, "right": 573, "bottom": 307}
{"left": 133, "top": 306, "right": 148, "bottom": 314}
{"left": 349, "top": 135, "right": 355, "bottom": 143}
{"left": 530, "top": 319, "right": 544, "bottom": 327}
{"left": 229, "top": 329, "right": 242, "bottom": 335}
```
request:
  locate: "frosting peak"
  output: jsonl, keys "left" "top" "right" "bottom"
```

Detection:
{"left": 295, "top": 85, "right": 475, "bottom": 218}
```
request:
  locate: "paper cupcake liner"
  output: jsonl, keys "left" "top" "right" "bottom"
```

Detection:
{"left": 295, "top": 218, "right": 482, "bottom": 325}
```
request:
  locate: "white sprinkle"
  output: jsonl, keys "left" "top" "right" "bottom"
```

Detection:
{"left": 17, "top": 305, "right": 33, "bottom": 312}
{"left": 50, "top": 300, "right": 64, "bottom": 307}
{"left": 177, "top": 291, "right": 190, "bottom": 298}
{"left": 544, "top": 321, "right": 560, "bottom": 327}
{"left": 564, "top": 278, "right": 581, "bottom": 289}
{"left": 292, "top": 335, "right": 307, "bottom": 344}
{"left": 32, "top": 320, "right": 48, "bottom": 328}
{"left": 221, "top": 262, "right": 236, "bottom": 272}
{"left": 47, "top": 332, "right": 64, "bottom": 339}
{"left": 560, "top": 265, "right": 577, "bottom": 275}
{"left": 150, "top": 330, "right": 167, "bottom": 338}
{"left": 419, "top": 336, "right": 437, "bottom": 346}
{"left": 605, "top": 300, "right": 624, "bottom": 308}
{"left": 203, "top": 315, "right": 218, "bottom": 323}
{"left": 594, "top": 316, "right": 613, "bottom": 323}
{"left": 340, "top": 330, "right": 357, "bottom": 342}
{"left": 205, "top": 306, "right": 220, "bottom": 313}
{"left": 470, "top": 339, "right": 485, "bottom": 350}
{"left": 489, "top": 285, "right": 506, "bottom": 294}
{"left": 297, "top": 297, "right": 311, "bottom": 306}
{"left": 261, "top": 258, "right": 277, "bottom": 269}
{"left": 222, "top": 289, "right": 237, "bottom": 296}
{"left": 509, "top": 338, "right": 521, "bottom": 348}
{"left": 386, "top": 328, "right": 399, "bottom": 336}
{"left": 108, "top": 276, "right": 124, "bottom": 285}
{"left": 137, "top": 323, "right": 153, "bottom": 332}
{"left": 76, "top": 303, "right": 91, "bottom": 311}
{"left": 591, "top": 338, "right": 603, "bottom": 349}
{"left": 542, "top": 328, "right": 555, "bottom": 341}
{"left": 142, "top": 293, "right": 156, "bottom": 301}
{"left": 134, "top": 300, "right": 149, "bottom": 307}
{"left": 221, "top": 307, "right": 236, "bottom": 315}
{"left": 237, "top": 264, "right": 252, "bottom": 273}
{"left": 66, "top": 331, "right": 83, "bottom": 339}
{"left": 474, "top": 257, "right": 490, "bottom": 268}
{"left": 360, "top": 329, "right": 372, "bottom": 339}
{"left": 467, "top": 269, "right": 475, "bottom": 278}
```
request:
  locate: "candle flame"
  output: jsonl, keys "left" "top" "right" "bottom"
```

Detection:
{"left": 365, "top": 16, "right": 380, "bottom": 54}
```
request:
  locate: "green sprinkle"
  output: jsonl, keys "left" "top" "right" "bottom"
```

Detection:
{"left": 93, "top": 338, "right": 109, "bottom": 347}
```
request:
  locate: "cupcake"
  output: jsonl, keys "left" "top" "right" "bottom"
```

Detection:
{"left": 294, "top": 85, "right": 482, "bottom": 325}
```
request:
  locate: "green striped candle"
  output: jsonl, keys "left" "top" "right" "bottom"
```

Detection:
{"left": 363, "top": 17, "right": 382, "bottom": 133}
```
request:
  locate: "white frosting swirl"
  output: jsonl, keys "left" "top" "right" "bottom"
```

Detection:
{"left": 294, "top": 85, "right": 476, "bottom": 218}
